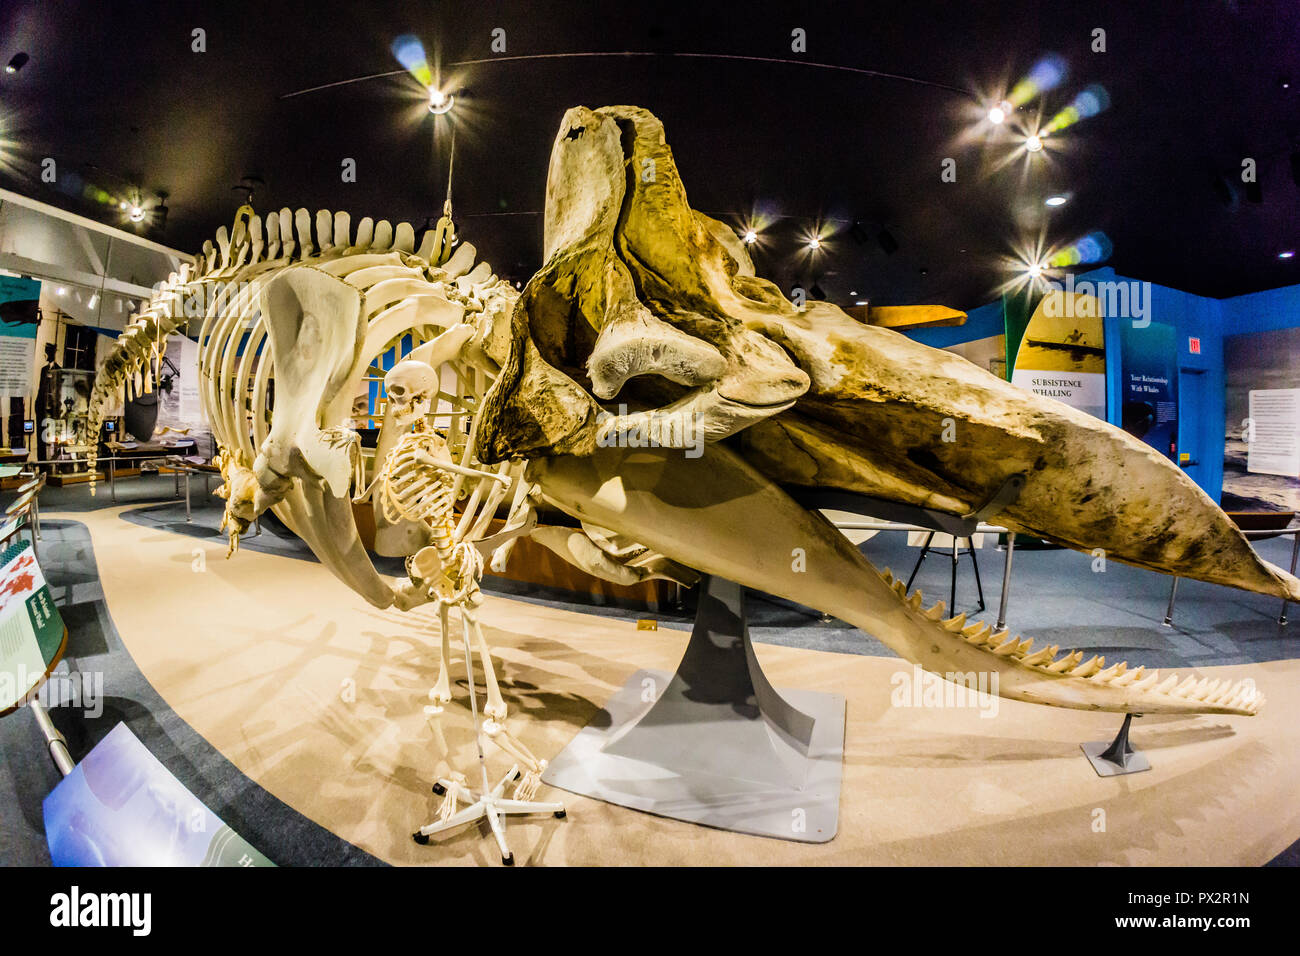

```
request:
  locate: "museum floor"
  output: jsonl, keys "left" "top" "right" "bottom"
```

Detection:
{"left": 4, "top": 476, "right": 1299, "bottom": 866}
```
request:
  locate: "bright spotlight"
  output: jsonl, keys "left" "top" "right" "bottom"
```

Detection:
{"left": 129, "top": 203, "right": 145, "bottom": 223}
{"left": 6, "top": 53, "right": 28, "bottom": 74}
{"left": 56, "top": 286, "right": 66, "bottom": 296}
{"left": 1281, "top": 251, "right": 1296, "bottom": 259}
{"left": 808, "top": 237, "right": 821, "bottom": 250}
{"left": 1045, "top": 195, "right": 1068, "bottom": 206}
{"left": 743, "top": 230, "right": 757, "bottom": 244}
{"left": 428, "top": 86, "right": 454, "bottom": 114}
{"left": 119, "top": 201, "right": 128, "bottom": 210}
{"left": 987, "top": 100, "right": 1011, "bottom": 124}
{"left": 1025, "top": 134, "right": 1044, "bottom": 153}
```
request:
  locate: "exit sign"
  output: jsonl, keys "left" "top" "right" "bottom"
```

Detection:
{"left": 1188, "top": 337, "right": 1201, "bottom": 354}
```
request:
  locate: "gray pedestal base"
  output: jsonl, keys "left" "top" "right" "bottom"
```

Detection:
{"left": 1081, "top": 713, "right": 1150, "bottom": 777}
{"left": 542, "top": 577, "right": 846, "bottom": 843}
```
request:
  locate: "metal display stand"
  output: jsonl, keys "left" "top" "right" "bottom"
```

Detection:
{"left": 1081, "top": 713, "right": 1150, "bottom": 777}
{"left": 797, "top": 474, "right": 1026, "bottom": 626}
{"left": 905, "top": 531, "right": 985, "bottom": 614}
{"left": 1163, "top": 524, "right": 1299, "bottom": 627}
{"left": 543, "top": 575, "right": 846, "bottom": 842}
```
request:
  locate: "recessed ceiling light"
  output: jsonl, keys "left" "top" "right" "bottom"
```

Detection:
{"left": 1281, "top": 250, "right": 1296, "bottom": 259}
{"left": 742, "top": 230, "right": 757, "bottom": 244}
{"left": 987, "top": 100, "right": 1011, "bottom": 125}
{"left": 1025, "top": 134, "right": 1044, "bottom": 153}
{"left": 427, "top": 86, "right": 454, "bottom": 114}
{"left": 1027, "top": 263, "right": 1044, "bottom": 279}
{"left": 807, "top": 237, "right": 821, "bottom": 250}
{"left": 1045, "top": 195, "right": 1068, "bottom": 206}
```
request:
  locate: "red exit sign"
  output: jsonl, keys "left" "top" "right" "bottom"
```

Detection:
{"left": 1188, "top": 337, "right": 1201, "bottom": 354}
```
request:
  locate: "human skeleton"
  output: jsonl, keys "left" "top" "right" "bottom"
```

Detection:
{"left": 355, "top": 357, "right": 555, "bottom": 831}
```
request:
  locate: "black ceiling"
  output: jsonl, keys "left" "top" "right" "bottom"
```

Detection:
{"left": 1, "top": 0, "right": 1298, "bottom": 311}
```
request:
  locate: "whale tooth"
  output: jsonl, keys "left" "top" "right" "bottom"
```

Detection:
{"left": 1130, "top": 670, "right": 1161, "bottom": 692}
{"left": 1112, "top": 665, "right": 1146, "bottom": 687}
{"left": 1022, "top": 645, "right": 1059, "bottom": 667}
{"left": 924, "top": 601, "right": 946, "bottom": 621}
{"left": 1046, "top": 650, "right": 1083, "bottom": 673}
{"left": 941, "top": 612, "right": 967, "bottom": 632}
{"left": 1093, "top": 661, "right": 1128, "bottom": 683}
{"left": 1154, "top": 674, "right": 1180, "bottom": 694}
{"left": 992, "top": 636, "right": 1020, "bottom": 656}
{"left": 907, "top": 590, "right": 924, "bottom": 611}
{"left": 1069, "top": 655, "right": 1104, "bottom": 678}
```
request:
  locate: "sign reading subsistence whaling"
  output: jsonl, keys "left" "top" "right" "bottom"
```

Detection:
{"left": 1009, "top": 290, "right": 1107, "bottom": 421}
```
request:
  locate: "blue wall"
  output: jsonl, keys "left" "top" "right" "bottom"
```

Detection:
{"left": 900, "top": 270, "right": 1300, "bottom": 503}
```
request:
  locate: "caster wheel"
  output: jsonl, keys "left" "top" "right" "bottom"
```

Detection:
{"left": 412, "top": 832, "right": 430, "bottom": 845}
{"left": 502, "top": 853, "right": 515, "bottom": 866}
{"left": 432, "top": 782, "right": 446, "bottom": 796}
{"left": 554, "top": 809, "right": 567, "bottom": 819}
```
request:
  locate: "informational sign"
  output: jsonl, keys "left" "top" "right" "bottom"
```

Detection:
{"left": 0, "top": 337, "right": 35, "bottom": 394}
{"left": 152, "top": 332, "right": 211, "bottom": 454}
{"left": 1010, "top": 290, "right": 1107, "bottom": 419}
{"left": 1247, "top": 389, "right": 1300, "bottom": 478}
{"left": 1223, "top": 328, "right": 1300, "bottom": 511}
{"left": 1120, "top": 320, "right": 1178, "bottom": 460}
{"left": 43, "top": 722, "right": 275, "bottom": 867}
{"left": 0, "top": 541, "right": 66, "bottom": 715}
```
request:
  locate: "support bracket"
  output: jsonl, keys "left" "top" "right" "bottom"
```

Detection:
{"left": 542, "top": 575, "right": 846, "bottom": 842}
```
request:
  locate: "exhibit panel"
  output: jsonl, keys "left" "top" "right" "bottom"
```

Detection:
{"left": 0, "top": 4, "right": 1297, "bottom": 918}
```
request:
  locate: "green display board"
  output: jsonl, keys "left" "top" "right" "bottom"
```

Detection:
{"left": 0, "top": 540, "right": 67, "bottom": 715}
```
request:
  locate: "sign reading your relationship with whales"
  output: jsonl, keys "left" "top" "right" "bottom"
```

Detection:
{"left": 1008, "top": 289, "right": 1108, "bottom": 420}
{"left": 1119, "top": 321, "right": 1179, "bottom": 461}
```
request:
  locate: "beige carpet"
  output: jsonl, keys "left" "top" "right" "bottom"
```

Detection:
{"left": 56, "top": 506, "right": 1300, "bottom": 866}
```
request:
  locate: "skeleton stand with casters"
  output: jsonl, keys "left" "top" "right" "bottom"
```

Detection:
{"left": 413, "top": 607, "right": 566, "bottom": 865}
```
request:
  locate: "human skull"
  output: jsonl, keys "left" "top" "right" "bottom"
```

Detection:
{"left": 384, "top": 360, "right": 439, "bottom": 427}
